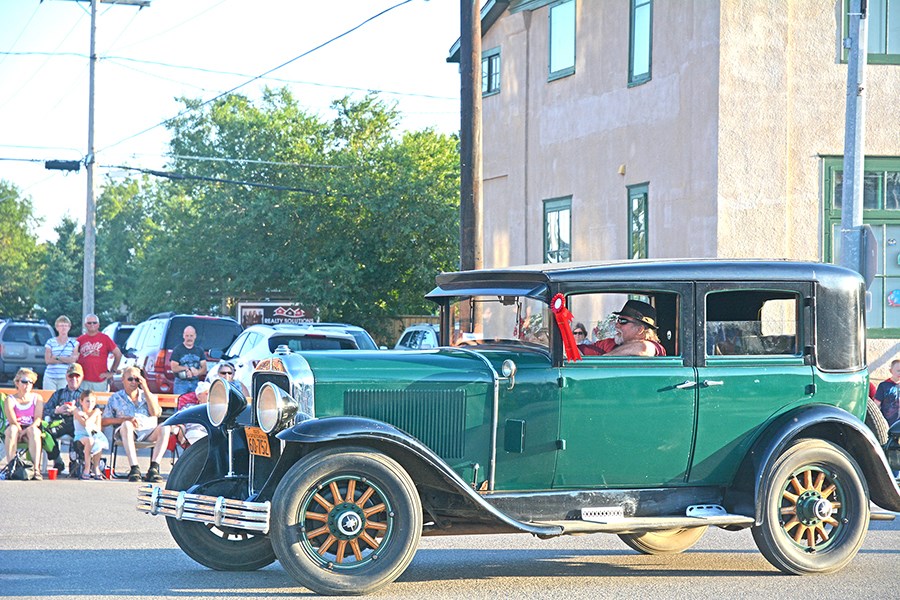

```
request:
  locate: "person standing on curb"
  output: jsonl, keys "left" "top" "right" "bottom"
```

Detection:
{"left": 76, "top": 314, "right": 122, "bottom": 392}
{"left": 169, "top": 326, "right": 207, "bottom": 396}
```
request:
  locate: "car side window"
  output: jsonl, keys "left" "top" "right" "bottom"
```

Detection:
{"left": 706, "top": 290, "right": 799, "bottom": 356}
{"left": 567, "top": 291, "right": 679, "bottom": 357}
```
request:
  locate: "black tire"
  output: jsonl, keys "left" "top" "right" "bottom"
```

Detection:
{"left": 270, "top": 447, "right": 423, "bottom": 596}
{"left": 751, "top": 438, "right": 869, "bottom": 574}
{"left": 865, "top": 397, "right": 889, "bottom": 446}
{"left": 165, "top": 437, "right": 276, "bottom": 571}
{"left": 618, "top": 526, "right": 708, "bottom": 555}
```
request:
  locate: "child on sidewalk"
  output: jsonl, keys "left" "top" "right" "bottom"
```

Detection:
{"left": 73, "top": 390, "right": 109, "bottom": 479}
{"left": 874, "top": 359, "right": 900, "bottom": 427}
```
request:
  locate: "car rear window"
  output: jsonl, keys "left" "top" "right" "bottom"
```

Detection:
{"left": 165, "top": 318, "right": 242, "bottom": 353}
{"left": 269, "top": 334, "right": 356, "bottom": 352}
{"left": 2, "top": 325, "right": 52, "bottom": 345}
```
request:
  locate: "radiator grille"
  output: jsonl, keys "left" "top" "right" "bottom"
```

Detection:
{"left": 344, "top": 389, "right": 467, "bottom": 458}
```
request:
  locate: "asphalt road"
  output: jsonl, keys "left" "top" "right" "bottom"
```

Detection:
{"left": 2, "top": 478, "right": 899, "bottom": 600}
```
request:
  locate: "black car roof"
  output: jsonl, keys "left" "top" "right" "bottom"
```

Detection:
{"left": 429, "top": 260, "right": 863, "bottom": 299}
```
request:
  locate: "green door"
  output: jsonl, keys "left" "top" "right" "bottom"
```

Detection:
{"left": 554, "top": 356, "right": 697, "bottom": 488}
{"left": 689, "top": 283, "right": 815, "bottom": 485}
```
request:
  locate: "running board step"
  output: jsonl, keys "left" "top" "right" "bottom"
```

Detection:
{"left": 531, "top": 513, "right": 755, "bottom": 535}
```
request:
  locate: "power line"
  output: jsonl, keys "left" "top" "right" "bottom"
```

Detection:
{"left": 103, "top": 163, "right": 324, "bottom": 195}
{"left": 97, "top": 0, "right": 415, "bottom": 154}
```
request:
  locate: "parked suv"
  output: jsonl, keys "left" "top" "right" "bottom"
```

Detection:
{"left": 142, "top": 260, "right": 900, "bottom": 595}
{"left": 102, "top": 321, "right": 135, "bottom": 351}
{"left": 394, "top": 323, "right": 439, "bottom": 350}
{"left": 112, "top": 313, "right": 242, "bottom": 394}
{"left": 0, "top": 319, "right": 54, "bottom": 384}
{"left": 206, "top": 324, "right": 358, "bottom": 391}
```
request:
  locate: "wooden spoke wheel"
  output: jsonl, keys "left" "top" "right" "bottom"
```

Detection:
{"left": 752, "top": 439, "right": 869, "bottom": 574}
{"left": 271, "top": 448, "right": 422, "bottom": 595}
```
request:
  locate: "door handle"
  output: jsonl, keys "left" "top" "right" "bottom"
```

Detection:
{"left": 675, "top": 380, "right": 697, "bottom": 389}
{"left": 702, "top": 380, "right": 724, "bottom": 387}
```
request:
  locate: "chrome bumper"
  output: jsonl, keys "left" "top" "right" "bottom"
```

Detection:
{"left": 137, "top": 484, "right": 271, "bottom": 534}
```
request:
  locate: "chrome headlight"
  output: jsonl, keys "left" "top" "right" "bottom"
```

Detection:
{"left": 256, "top": 381, "right": 298, "bottom": 434}
{"left": 207, "top": 378, "right": 247, "bottom": 427}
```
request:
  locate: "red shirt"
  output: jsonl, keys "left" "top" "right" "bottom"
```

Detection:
{"left": 76, "top": 332, "right": 118, "bottom": 383}
{"left": 579, "top": 338, "right": 666, "bottom": 356}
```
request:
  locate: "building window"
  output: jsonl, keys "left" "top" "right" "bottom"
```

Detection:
{"left": 844, "top": 0, "right": 900, "bottom": 64}
{"left": 628, "top": 184, "right": 649, "bottom": 259}
{"left": 549, "top": 0, "right": 576, "bottom": 80}
{"left": 544, "top": 197, "right": 571, "bottom": 263}
{"left": 482, "top": 48, "right": 501, "bottom": 96}
{"left": 823, "top": 156, "right": 900, "bottom": 336}
{"left": 629, "top": 0, "right": 652, "bottom": 85}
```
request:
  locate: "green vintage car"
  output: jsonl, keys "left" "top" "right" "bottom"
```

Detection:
{"left": 139, "top": 260, "right": 900, "bottom": 595}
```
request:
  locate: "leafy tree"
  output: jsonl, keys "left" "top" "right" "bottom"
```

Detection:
{"left": 33, "top": 216, "right": 83, "bottom": 330}
{"left": 0, "top": 181, "right": 43, "bottom": 317}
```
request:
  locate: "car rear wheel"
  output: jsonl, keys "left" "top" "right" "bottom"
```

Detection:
{"left": 618, "top": 526, "right": 708, "bottom": 554}
{"left": 165, "top": 437, "right": 276, "bottom": 571}
{"left": 270, "top": 447, "right": 422, "bottom": 596}
{"left": 751, "top": 438, "right": 869, "bottom": 574}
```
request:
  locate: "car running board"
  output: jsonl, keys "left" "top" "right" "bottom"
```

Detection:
{"left": 532, "top": 507, "right": 754, "bottom": 535}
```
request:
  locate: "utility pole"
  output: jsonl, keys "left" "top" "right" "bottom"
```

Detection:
{"left": 840, "top": 0, "right": 868, "bottom": 277}
{"left": 459, "top": 0, "right": 482, "bottom": 272}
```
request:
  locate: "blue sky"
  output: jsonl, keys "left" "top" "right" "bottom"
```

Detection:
{"left": 0, "top": 0, "right": 462, "bottom": 241}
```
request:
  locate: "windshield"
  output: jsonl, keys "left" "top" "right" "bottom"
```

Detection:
{"left": 448, "top": 295, "right": 550, "bottom": 350}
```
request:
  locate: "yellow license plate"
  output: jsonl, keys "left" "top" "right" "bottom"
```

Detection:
{"left": 245, "top": 426, "right": 271, "bottom": 458}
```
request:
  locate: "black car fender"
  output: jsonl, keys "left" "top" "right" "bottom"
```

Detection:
{"left": 163, "top": 404, "right": 251, "bottom": 482}
{"left": 276, "top": 415, "right": 563, "bottom": 537}
{"left": 733, "top": 404, "right": 900, "bottom": 521}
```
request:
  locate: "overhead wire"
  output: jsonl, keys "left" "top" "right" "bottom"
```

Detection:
{"left": 103, "top": 163, "right": 325, "bottom": 195}
{"left": 98, "top": 0, "right": 415, "bottom": 154}
{"left": 0, "top": 2, "right": 42, "bottom": 69}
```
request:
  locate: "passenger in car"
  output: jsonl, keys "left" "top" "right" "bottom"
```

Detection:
{"left": 579, "top": 300, "right": 666, "bottom": 357}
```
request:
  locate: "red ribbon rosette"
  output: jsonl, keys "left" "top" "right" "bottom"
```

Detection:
{"left": 550, "top": 293, "right": 581, "bottom": 362}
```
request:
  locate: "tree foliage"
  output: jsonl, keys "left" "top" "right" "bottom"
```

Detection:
{"left": 0, "top": 182, "right": 43, "bottom": 317}
{"left": 21, "top": 91, "right": 459, "bottom": 342}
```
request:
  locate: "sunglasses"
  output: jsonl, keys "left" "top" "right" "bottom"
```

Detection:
{"left": 219, "top": 371, "right": 234, "bottom": 376}
{"left": 573, "top": 330, "right": 586, "bottom": 336}
{"left": 67, "top": 373, "right": 83, "bottom": 379}
{"left": 126, "top": 377, "right": 141, "bottom": 382}
{"left": 17, "top": 379, "right": 36, "bottom": 385}
{"left": 85, "top": 321, "right": 99, "bottom": 325}
{"left": 616, "top": 317, "right": 640, "bottom": 326}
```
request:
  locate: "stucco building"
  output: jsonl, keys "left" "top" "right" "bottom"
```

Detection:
{"left": 450, "top": 0, "right": 900, "bottom": 374}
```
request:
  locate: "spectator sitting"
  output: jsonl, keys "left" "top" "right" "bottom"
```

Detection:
{"left": 171, "top": 380, "right": 210, "bottom": 448}
{"left": 579, "top": 300, "right": 666, "bottom": 357}
{"left": 42, "top": 363, "right": 84, "bottom": 473}
{"left": 43, "top": 315, "right": 79, "bottom": 391}
{"left": 215, "top": 361, "right": 249, "bottom": 396}
{"left": 3, "top": 368, "right": 45, "bottom": 480}
{"left": 101, "top": 366, "right": 170, "bottom": 482}
{"left": 73, "top": 390, "right": 108, "bottom": 480}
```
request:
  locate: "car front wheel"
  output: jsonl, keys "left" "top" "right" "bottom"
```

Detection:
{"left": 270, "top": 447, "right": 423, "bottom": 596}
{"left": 752, "top": 438, "right": 869, "bottom": 574}
{"left": 165, "top": 437, "right": 276, "bottom": 571}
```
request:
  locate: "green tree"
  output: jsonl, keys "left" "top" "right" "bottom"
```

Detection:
{"left": 34, "top": 216, "right": 83, "bottom": 329}
{"left": 158, "top": 91, "right": 459, "bottom": 337}
{"left": 0, "top": 181, "right": 43, "bottom": 317}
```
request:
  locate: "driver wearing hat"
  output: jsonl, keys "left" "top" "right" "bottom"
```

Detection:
{"left": 579, "top": 299, "right": 667, "bottom": 357}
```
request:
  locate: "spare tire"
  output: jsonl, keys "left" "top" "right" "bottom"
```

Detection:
{"left": 865, "top": 397, "right": 889, "bottom": 446}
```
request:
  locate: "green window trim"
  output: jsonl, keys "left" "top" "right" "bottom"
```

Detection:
{"left": 548, "top": 0, "right": 576, "bottom": 81}
{"left": 628, "top": 0, "right": 653, "bottom": 86}
{"left": 628, "top": 183, "right": 649, "bottom": 260}
{"left": 822, "top": 156, "right": 900, "bottom": 336}
{"left": 841, "top": 0, "right": 900, "bottom": 65}
{"left": 544, "top": 197, "right": 572, "bottom": 263}
{"left": 482, "top": 48, "right": 501, "bottom": 96}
